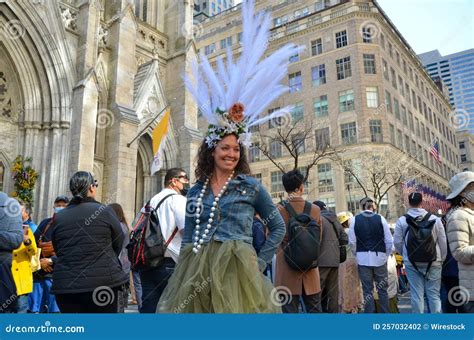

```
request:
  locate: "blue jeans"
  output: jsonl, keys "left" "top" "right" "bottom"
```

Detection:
{"left": 139, "top": 258, "right": 175, "bottom": 313}
{"left": 132, "top": 270, "right": 142, "bottom": 309}
{"left": 358, "top": 265, "right": 389, "bottom": 313}
{"left": 405, "top": 262, "right": 442, "bottom": 313}
{"left": 28, "top": 279, "right": 60, "bottom": 313}
{"left": 12, "top": 294, "right": 29, "bottom": 313}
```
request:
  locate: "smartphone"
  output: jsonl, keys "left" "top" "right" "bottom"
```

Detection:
{"left": 22, "top": 225, "right": 29, "bottom": 235}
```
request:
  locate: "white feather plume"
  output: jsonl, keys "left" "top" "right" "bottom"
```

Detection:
{"left": 183, "top": 0, "right": 303, "bottom": 144}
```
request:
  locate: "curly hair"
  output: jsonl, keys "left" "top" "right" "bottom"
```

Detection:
{"left": 194, "top": 136, "right": 251, "bottom": 181}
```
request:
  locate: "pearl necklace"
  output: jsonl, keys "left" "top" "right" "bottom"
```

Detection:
{"left": 192, "top": 171, "right": 234, "bottom": 254}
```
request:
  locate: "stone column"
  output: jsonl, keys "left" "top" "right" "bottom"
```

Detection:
{"left": 102, "top": 1, "right": 139, "bottom": 223}
{"left": 67, "top": 0, "right": 101, "bottom": 176}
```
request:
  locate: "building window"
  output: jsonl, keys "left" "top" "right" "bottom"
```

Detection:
{"left": 362, "top": 26, "right": 373, "bottom": 43}
{"left": 388, "top": 42, "right": 393, "bottom": 57}
{"left": 142, "top": 0, "right": 148, "bottom": 22}
{"left": 314, "top": 95, "right": 328, "bottom": 117}
{"left": 461, "top": 154, "right": 467, "bottom": 162}
{"left": 249, "top": 143, "right": 260, "bottom": 162}
{"left": 459, "top": 141, "right": 465, "bottom": 149}
{"left": 363, "top": 54, "right": 376, "bottom": 74}
{"left": 408, "top": 111, "right": 414, "bottom": 132}
{"left": 270, "top": 141, "right": 282, "bottom": 158}
{"left": 312, "top": 64, "right": 326, "bottom": 86}
{"left": 291, "top": 102, "right": 304, "bottom": 122}
{"left": 268, "top": 107, "right": 282, "bottom": 128}
{"left": 318, "top": 163, "right": 333, "bottom": 192}
{"left": 336, "top": 57, "right": 352, "bottom": 80}
{"left": 370, "top": 120, "right": 383, "bottom": 143}
{"left": 395, "top": 51, "right": 400, "bottom": 66}
{"left": 335, "top": 30, "right": 348, "bottom": 48}
{"left": 292, "top": 133, "right": 305, "bottom": 154}
{"left": 391, "top": 68, "right": 397, "bottom": 88}
{"left": 311, "top": 38, "right": 323, "bottom": 56}
{"left": 401, "top": 105, "right": 408, "bottom": 126}
{"left": 396, "top": 129, "right": 403, "bottom": 149}
{"left": 394, "top": 98, "right": 400, "bottom": 120}
{"left": 339, "top": 89, "right": 355, "bottom": 112}
{"left": 237, "top": 32, "right": 243, "bottom": 43}
{"left": 205, "top": 43, "right": 216, "bottom": 55}
{"left": 380, "top": 33, "right": 385, "bottom": 48}
{"left": 415, "top": 118, "right": 420, "bottom": 137}
{"left": 412, "top": 90, "right": 417, "bottom": 110}
{"left": 383, "top": 59, "right": 389, "bottom": 80}
{"left": 341, "top": 122, "right": 357, "bottom": 145}
{"left": 404, "top": 135, "right": 410, "bottom": 153}
{"left": 389, "top": 124, "right": 395, "bottom": 144}
{"left": 315, "top": 127, "right": 330, "bottom": 150}
{"left": 289, "top": 53, "right": 300, "bottom": 63}
{"left": 271, "top": 171, "right": 284, "bottom": 193}
{"left": 366, "top": 87, "right": 378, "bottom": 108}
{"left": 398, "top": 76, "right": 404, "bottom": 96}
{"left": 385, "top": 91, "right": 392, "bottom": 113}
{"left": 289, "top": 72, "right": 302, "bottom": 93}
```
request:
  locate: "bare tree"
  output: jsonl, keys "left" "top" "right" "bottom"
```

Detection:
{"left": 334, "top": 147, "right": 422, "bottom": 211}
{"left": 255, "top": 119, "right": 340, "bottom": 182}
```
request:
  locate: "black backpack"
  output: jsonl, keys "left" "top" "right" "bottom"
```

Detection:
{"left": 127, "top": 194, "right": 176, "bottom": 270}
{"left": 404, "top": 213, "right": 437, "bottom": 275}
{"left": 282, "top": 201, "right": 321, "bottom": 272}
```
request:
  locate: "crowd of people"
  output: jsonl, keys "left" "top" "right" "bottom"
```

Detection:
{"left": 1, "top": 151, "right": 474, "bottom": 314}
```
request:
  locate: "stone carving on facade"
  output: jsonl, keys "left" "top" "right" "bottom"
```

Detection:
{"left": 60, "top": 6, "right": 77, "bottom": 31}
{"left": 98, "top": 25, "right": 108, "bottom": 51}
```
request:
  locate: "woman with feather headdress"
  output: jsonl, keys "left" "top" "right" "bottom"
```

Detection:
{"left": 156, "top": 0, "right": 303, "bottom": 313}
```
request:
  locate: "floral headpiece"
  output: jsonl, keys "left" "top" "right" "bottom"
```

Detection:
{"left": 184, "top": 0, "right": 303, "bottom": 149}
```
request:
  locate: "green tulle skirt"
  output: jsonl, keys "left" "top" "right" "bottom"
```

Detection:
{"left": 156, "top": 240, "right": 281, "bottom": 313}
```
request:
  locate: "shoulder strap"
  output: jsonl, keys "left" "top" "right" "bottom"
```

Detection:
{"left": 422, "top": 212, "right": 432, "bottom": 222}
{"left": 282, "top": 201, "right": 298, "bottom": 219}
{"left": 303, "top": 201, "right": 312, "bottom": 216}
{"left": 41, "top": 216, "right": 55, "bottom": 239}
{"left": 153, "top": 193, "right": 176, "bottom": 212}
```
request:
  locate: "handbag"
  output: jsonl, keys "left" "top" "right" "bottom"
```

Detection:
{"left": 329, "top": 219, "right": 347, "bottom": 263}
{"left": 38, "top": 219, "right": 56, "bottom": 258}
{"left": 30, "top": 247, "right": 42, "bottom": 272}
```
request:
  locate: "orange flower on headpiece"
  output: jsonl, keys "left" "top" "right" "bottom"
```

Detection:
{"left": 228, "top": 103, "right": 245, "bottom": 123}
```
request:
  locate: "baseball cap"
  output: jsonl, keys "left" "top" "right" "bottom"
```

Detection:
{"left": 313, "top": 200, "right": 327, "bottom": 210}
{"left": 54, "top": 195, "right": 69, "bottom": 204}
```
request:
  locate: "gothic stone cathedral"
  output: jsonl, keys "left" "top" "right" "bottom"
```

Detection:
{"left": 0, "top": 0, "right": 202, "bottom": 221}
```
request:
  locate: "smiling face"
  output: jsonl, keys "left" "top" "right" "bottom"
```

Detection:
{"left": 212, "top": 134, "right": 241, "bottom": 174}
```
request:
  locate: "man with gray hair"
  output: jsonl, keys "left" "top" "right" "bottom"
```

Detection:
{"left": 349, "top": 197, "right": 393, "bottom": 313}
{"left": 0, "top": 192, "right": 23, "bottom": 312}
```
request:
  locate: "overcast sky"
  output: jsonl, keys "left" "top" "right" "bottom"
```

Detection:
{"left": 233, "top": 0, "right": 474, "bottom": 56}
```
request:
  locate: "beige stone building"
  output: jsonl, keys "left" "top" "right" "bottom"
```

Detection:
{"left": 457, "top": 130, "right": 474, "bottom": 172}
{"left": 0, "top": 0, "right": 203, "bottom": 222}
{"left": 195, "top": 0, "right": 459, "bottom": 220}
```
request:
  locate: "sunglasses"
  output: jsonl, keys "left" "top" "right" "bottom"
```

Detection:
{"left": 92, "top": 180, "right": 99, "bottom": 188}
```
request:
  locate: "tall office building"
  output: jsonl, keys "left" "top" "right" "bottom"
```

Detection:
{"left": 419, "top": 49, "right": 474, "bottom": 133}
{"left": 194, "top": 0, "right": 235, "bottom": 19}
{"left": 195, "top": 0, "right": 459, "bottom": 219}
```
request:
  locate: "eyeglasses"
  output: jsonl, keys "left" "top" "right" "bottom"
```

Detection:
{"left": 176, "top": 175, "right": 189, "bottom": 181}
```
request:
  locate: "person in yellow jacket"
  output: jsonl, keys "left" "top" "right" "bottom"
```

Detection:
{"left": 11, "top": 224, "right": 37, "bottom": 313}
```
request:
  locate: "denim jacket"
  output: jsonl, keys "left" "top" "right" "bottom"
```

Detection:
{"left": 183, "top": 174, "right": 285, "bottom": 269}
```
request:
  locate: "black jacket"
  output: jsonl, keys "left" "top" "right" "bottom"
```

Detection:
{"left": 319, "top": 210, "right": 348, "bottom": 267}
{"left": 51, "top": 198, "right": 128, "bottom": 294}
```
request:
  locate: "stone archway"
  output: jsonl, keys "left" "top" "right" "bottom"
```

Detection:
{"left": 0, "top": 1, "right": 74, "bottom": 220}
